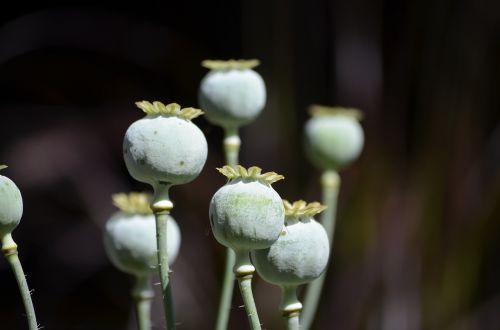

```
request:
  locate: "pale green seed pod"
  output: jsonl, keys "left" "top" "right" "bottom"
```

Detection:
{"left": 252, "top": 200, "right": 330, "bottom": 286}
{"left": 103, "top": 192, "right": 181, "bottom": 276}
{"left": 199, "top": 59, "right": 266, "bottom": 129}
{"left": 123, "top": 101, "right": 208, "bottom": 191}
{"left": 209, "top": 165, "right": 285, "bottom": 252}
{"left": 0, "top": 165, "right": 23, "bottom": 239}
{"left": 304, "top": 105, "right": 364, "bottom": 171}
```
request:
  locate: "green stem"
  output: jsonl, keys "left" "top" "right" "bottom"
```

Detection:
{"left": 132, "top": 275, "right": 154, "bottom": 330}
{"left": 287, "top": 314, "right": 300, "bottom": 330}
{"left": 300, "top": 170, "right": 340, "bottom": 330}
{"left": 152, "top": 183, "right": 176, "bottom": 330}
{"left": 215, "top": 249, "right": 236, "bottom": 330}
{"left": 234, "top": 250, "right": 261, "bottom": 330}
{"left": 2, "top": 234, "right": 38, "bottom": 330}
{"left": 214, "top": 127, "right": 241, "bottom": 330}
{"left": 281, "top": 286, "right": 302, "bottom": 330}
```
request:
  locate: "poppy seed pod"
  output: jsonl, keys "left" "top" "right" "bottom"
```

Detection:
{"left": 0, "top": 165, "right": 23, "bottom": 239}
{"left": 123, "top": 101, "right": 208, "bottom": 194}
{"left": 252, "top": 200, "right": 330, "bottom": 286}
{"left": 199, "top": 59, "right": 266, "bottom": 129}
{"left": 304, "top": 105, "right": 364, "bottom": 171}
{"left": 209, "top": 165, "right": 285, "bottom": 252}
{"left": 103, "top": 192, "right": 181, "bottom": 276}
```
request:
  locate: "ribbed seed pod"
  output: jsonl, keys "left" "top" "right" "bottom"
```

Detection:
{"left": 252, "top": 200, "right": 329, "bottom": 324}
{"left": 123, "top": 101, "right": 208, "bottom": 194}
{"left": 304, "top": 105, "right": 364, "bottom": 171}
{"left": 0, "top": 165, "right": 23, "bottom": 239}
{"left": 209, "top": 165, "right": 285, "bottom": 253}
{"left": 103, "top": 192, "right": 181, "bottom": 277}
{"left": 252, "top": 200, "right": 329, "bottom": 286}
{"left": 199, "top": 59, "right": 266, "bottom": 129}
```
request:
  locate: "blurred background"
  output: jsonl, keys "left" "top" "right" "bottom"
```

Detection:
{"left": 1, "top": 0, "right": 499, "bottom": 329}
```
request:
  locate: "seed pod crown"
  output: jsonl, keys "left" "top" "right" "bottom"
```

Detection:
{"left": 112, "top": 192, "right": 152, "bottom": 215}
{"left": 202, "top": 59, "right": 260, "bottom": 71}
{"left": 217, "top": 165, "right": 284, "bottom": 185}
{"left": 135, "top": 101, "right": 204, "bottom": 120}
{"left": 283, "top": 200, "right": 327, "bottom": 218}
{"left": 309, "top": 104, "right": 363, "bottom": 120}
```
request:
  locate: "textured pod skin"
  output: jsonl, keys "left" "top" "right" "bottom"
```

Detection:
{"left": 103, "top": 212, "right": 181, "bottom": 276}
{"left": 252, "top": 217, "right": 329, "bottom": 286}
{"left": 304, "top": 115, "right": 364, "bottom": 171}
{"left": 209, "top": 179, "right": 284, "bottom": 251}
{"left": 123, "top": 115, "right": 208, "bottom": 187}
{"left": 0, "top": 175, "right": 23, "bottom": 238}
{"left": 199, "top": 69, "right": 266, "bottom": 128}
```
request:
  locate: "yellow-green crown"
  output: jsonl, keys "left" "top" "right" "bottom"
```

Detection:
{"left": 309, "top": 104, "right": 363, "bottom": 120}
{"left": 216, "top": 165, "right": 284, "bottom": 185}
{"left": 0, "top": 165, "right": 7, "bottom": 171}
{"left": 202, "top": 59, "right": 260, "bottom": 70}
{"left": 283, "top": 200, "right": 327, "bottom": 217}
{"left": 135, "top": 101, "right": 204, "bottom": 120}
{"left": 112, "top": 192, "right": 153, "bottom": 215}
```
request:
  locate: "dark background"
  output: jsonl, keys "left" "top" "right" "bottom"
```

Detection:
{"left": 1, "top": 0, "right": 499, "bottom": 329}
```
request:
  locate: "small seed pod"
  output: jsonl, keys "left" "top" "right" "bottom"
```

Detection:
{"left": 304, "top": 105, "right": 364, "bottom": 171}
{"left": 123, "top": 101, "right": 208, "bottom": 192}
{"left": 103, "top": 192, "right": 181, "bottom": 276}
{"left": 252, "top": 200, "right": 329, "bottom": 287}
{"left": 209, "top": 165, "right": 285, "bottom": 252}
{"left": 199, "top": 59, "right": 266, "bottom": 129}
{"left": 0, "top": 165, "right": 23, "bottom": 239}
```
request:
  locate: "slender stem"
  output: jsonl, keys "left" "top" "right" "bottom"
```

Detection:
{"left": 151, "top": 183, "right": 176, "bottom": 330}
{"left": 280, "top": 286, "right": 302, "bottom": 330}
{"left": 287, "top": 314, "right": 300, "bottom": 330}
{"left": 2, "top": 234, "right": 38, "bottom": 330}
{"left": 132, "top": 275, "right": 154, "bottom": 330}
{"left": 214, "top": 127, "right": 241, "bottom": 330}
{"left": 300, "top": 170, "right": 340, "bottom": 330}
{"left": 234, "top": 250, "right": 261, "bottom": 330}
{"left": 238, "top": 278, "right": 261, "bottom": 330}
{"left": 215, "top": 249, "right": 236, "bottom": 330}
